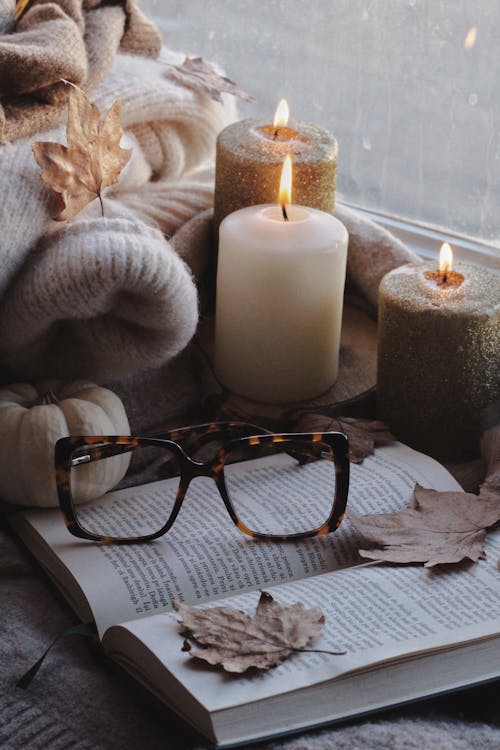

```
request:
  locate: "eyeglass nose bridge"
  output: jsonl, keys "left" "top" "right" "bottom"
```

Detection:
{"left": 170, "top": 450, "right": 228, "bottom": 520}
{"left": 176, "top": 448, "right": 225, "bottom": 483}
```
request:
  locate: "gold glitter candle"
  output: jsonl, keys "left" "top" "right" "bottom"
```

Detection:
{"left": 214, "top": 101, "right": 338, "bottom": 236}
{"left": 377, "top": 247, "right": 500, "bottom": 462}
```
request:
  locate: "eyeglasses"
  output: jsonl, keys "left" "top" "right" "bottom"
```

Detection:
{"left": 55, "top": 421, "right": 349, "bottom": 544}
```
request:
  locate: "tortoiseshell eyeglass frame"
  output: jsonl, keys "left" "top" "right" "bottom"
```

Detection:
{"left": 55, "top": 421, "right": 350, "bottom": 544}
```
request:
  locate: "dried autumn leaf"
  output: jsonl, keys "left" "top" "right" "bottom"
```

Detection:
{"left": 32, "top": 87, "right": 132, "bottom": 220}
{"left": 348, "top": 483, "right": 500, "bottom": 567}
{"left": 295, "top": 413, "right": 394, "bottom": 463}
{"left": 174, "top": 591, "right": 342, "bottom": 673}
{"left": 14, "top": 0, "right": 30, "bottom": 22}
{"left": 165, "top": 56, "right": 253, "bottom": 104}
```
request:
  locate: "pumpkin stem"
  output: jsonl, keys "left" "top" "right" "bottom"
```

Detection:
{"left": 34, "top": 390, "right": 60, "bottom": 406}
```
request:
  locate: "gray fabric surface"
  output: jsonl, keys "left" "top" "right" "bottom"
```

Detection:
{"left": 1, "top": 520, "right": 499, "bottom": 750}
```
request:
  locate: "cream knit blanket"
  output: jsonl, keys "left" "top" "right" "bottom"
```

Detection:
{"left": 0, "top": 49, "right": 236, "bottom": 382}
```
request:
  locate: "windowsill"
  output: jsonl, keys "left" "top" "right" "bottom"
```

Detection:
{"left": 341, "top": 202, "right": 500, "bottom": 271}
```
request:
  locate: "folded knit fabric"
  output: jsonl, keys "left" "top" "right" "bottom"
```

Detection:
{"left": 0, "top": 217, "right": 199, "bottom": 381}
{"left": 335, "top": 203, "right": 420, "bottom": 309}
{"left": 172, "top": 204, "right": 419, "bottom": 311}
{"left": 0, "top": 50, "right": 236, "bottom": 290}
{"left": 0, "top": 0, "right": 162, "bottom": 143}
{"left": 0, "top": 50, "right": 237, "bottom": 382}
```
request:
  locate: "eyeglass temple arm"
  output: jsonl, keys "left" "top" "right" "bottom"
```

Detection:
{"left": 147, "top": 422, "right": 317, "bottom": 466}
{"left": 157, "top": 423, "right": 332, "bottom": 465}
{"left": 69, "top": 424, "right": 269, "bottom": 466}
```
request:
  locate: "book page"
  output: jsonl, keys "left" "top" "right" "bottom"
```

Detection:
{"left": 106, "top": 528, "right": 500, "bottom": 714}
{"left": 12, "top": 443, "right": 461, "bottom": 637}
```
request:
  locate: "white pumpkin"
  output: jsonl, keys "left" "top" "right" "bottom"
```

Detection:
{"left": 0, "top": 380, "right": 130, "bottom": 507}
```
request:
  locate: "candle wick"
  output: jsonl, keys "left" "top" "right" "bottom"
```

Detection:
{"left": 281, "top": 203, "right": 289, "bottom": 221}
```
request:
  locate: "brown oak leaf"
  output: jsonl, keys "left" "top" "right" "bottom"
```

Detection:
{"left": 295, "top": 413, "right": 394, "bottom": 464}
{"left": 348, "top": 483, "right": 500, "bottom": 567}
{"left": 165, "top": 56, "right": 253, "bottom": 103}
{"left": 32, "top": 87, "right": 132, "bottom": 220}
{"left": 175, "top": 591, "right": 343, "bottom": 673}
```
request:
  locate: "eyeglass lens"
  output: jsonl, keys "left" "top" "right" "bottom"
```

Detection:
{"left": 223, "top": 441, "right": 336, "bottom": 536}
{"left": 71, "top": 444, "right": 181, "bottom": 538}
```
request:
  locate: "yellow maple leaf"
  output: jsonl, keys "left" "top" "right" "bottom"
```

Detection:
{"left": 33, "top": 87, "right": 132, "bottom": 221}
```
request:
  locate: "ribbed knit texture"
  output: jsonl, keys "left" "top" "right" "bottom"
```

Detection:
{"left": 0, "top": 699, "right": 100, "bottom": 750}
{"left": 0, "top": 49, "right": 237, "bottom": 382}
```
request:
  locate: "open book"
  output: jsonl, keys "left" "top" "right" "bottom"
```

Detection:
{"left": 10, "top": 443, "right": 500, "bottom": 747}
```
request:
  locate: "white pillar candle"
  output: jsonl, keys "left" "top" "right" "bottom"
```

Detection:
{"left": 214, "top": 203, "right": 348, "bottom": 403}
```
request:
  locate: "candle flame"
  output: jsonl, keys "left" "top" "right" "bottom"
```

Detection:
{"left": 279, "top": 154, "right": 292, "bottom": 216}
{"left": 464, "top": 26, "right": 477, "bottom": 49}
{"left": 273, "top": 99, "right": 290, "bottom": 128}
{"left": 439, "top": 242, "right": 453, "bottom": 276}
{"left": 424, "top": 242, "right": 463, "bottom": 287}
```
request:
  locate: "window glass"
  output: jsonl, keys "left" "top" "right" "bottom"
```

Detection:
{"left": 142, "top": 0, "right": 500, "bottom": 249}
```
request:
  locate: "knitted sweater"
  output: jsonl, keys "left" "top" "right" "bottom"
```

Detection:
{"left": 0, "top": 49, "right": 237, "bottom": 382}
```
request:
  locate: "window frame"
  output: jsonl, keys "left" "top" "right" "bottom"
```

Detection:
{"left": 342, "top": 202, "right": 499, "bottom": 270}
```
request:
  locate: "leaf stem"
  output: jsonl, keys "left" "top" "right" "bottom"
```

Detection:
{"left": 60, "top": 78, "right": 82, "bottom": 93}
{"left": 98, "top": 192, "right": 104, "bottom": 217}
{"left": 292, "top": 647, "right": 346, "bottom": 656}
